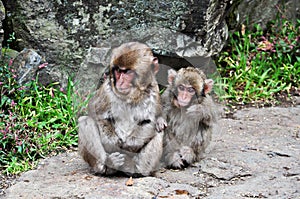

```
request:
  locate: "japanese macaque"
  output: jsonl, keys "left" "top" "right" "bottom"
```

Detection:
{"left": 161, "top": 67, "right": 217, "bottom": 169}
{"left": 78, "top": 42, "right": 167, "bottom": 176}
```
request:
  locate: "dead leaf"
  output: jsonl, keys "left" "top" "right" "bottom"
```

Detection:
{"left": 175, "top": 189, "right": 189, "bottom": 195}
{"left": 84, "top": 175, "right": 93, "bottom": 180}
{"left": 70, "top": 170, "right": 77, "bottom": 175}
{"left": 125, "top": 176, "right": 134, "bottom": 186}
{"left": 159, "top": 196, "right": 170, "bottom": 198}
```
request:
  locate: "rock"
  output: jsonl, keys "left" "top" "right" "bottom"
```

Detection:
{"left": 11, "top": 48, "right": 45, "bottom": 85}
{"left": 75, "top": 46, "right": 110, "bottom": 95}
{"left": 232, "top": 0, "right": 300, "bottom": 30}
{"left": 3, "top": 0, "right": 299, "bottom": 96}
{"left": 3, "top": 105, "right": 300, "bottom": 198}
{"left": 4, "top": 0, "right": 231, "bottom": 94}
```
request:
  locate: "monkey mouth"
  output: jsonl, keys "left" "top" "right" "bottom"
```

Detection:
{"left": 117, "top": 87, "right": 131, "bottom": 94}
{"left": 175, "top": 99, "right": 189, "bottom": 107}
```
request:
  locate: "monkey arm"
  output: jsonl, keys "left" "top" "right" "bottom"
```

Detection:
{"left": 186, "top": 96, "right": 217, "bottom": 126}
{"left": 87, "top": 81, "right": 112, "bottom": 119}
{"left": 152, "top": 86, "right": 167, "bottom": 132}
{"left": 104, "top": 131, "right": 163, "bottom": 176}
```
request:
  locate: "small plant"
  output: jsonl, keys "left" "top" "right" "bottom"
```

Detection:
{"left": 0, "top": 60, "right": 90, "bottom": 174}
{"left": 215, "top": 17, "right": 300, "bottom": 104}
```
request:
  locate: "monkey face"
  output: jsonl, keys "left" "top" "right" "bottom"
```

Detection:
{"left": 113, "top": 66, "right": 136, "bottom": 94}
{"left": 167, "top": 67, "right": 214, "bottom": 108}
{"left": 174, "top": 84, "right": 196, "bottom": 107}
{"left": 109, "top": 42, "right": 160, "bottom": 102}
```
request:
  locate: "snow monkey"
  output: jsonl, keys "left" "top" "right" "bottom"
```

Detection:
{"left": 161, "top": 67, "right": 217, "bottom": 169}
{"left": 78, "top": 42, "right": 167, "bottom": 176}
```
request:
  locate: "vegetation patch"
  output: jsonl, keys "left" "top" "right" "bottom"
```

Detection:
{"left": 0, "top": 57, "right": 89, "bottom": 174}
{"left": 215, "top": 17, "right": 300, "bottom": 107}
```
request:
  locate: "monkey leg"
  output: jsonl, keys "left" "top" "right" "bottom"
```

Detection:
{"left": 179, "top": 146, "right": 195, "bottom": 165}
{"left": 162, "top": 135, "right": 186, "bottom": 168}
{"left": 78, "top": 116, "right": 116, "bottom": 175}
{"left": 134, "top": 132, "right": 164, "bottom": 176}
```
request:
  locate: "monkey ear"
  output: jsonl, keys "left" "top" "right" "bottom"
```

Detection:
{"left": 167, "top": 69, "right": 177, "bottom": 85}
{"left": 204, "top": 79, "right": 214, "bottom": 94}
{"left": 152, "top": 57, "right": 160, "bottom": 74}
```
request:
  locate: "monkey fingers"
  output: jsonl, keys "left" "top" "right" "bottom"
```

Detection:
{"left": 156, "top": 116, "right": 167, "bottom": 132}
{"left": 106, "top": 152, "right": 125, "bottom": 169}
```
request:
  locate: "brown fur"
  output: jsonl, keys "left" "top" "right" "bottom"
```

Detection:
{"left": 78, "top": 42, "right": 166, "bottom": 176}
{"left": 161, "top": 67, "right": 217, "bottom": 169}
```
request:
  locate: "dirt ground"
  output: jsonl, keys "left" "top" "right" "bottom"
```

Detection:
{"left": 2, "top": 104, "right": 300, "bottom": 199}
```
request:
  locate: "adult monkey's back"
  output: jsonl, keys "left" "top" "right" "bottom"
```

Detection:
{"left": 78, "top": 42, "right": 167, "bottom": 176}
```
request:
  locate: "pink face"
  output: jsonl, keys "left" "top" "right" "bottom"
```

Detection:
{"left": 114, "top": 67, "right": 136, "bottom": 94}
{"left": 174, "top": 84, "right": 196, "bottom": 107}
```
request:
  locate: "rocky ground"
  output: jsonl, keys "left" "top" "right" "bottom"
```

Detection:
{"left": 1, "top": 104, "right": 300, "bottom": 199}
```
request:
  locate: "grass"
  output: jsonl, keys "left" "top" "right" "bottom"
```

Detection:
{"left": 0, "top": 59, "right": 89, "bottom": 174}
{"left": 215, "top": 17, "right": 300, "bottom": 104}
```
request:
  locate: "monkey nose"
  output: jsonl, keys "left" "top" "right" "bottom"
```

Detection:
{"left": 182, "top": 91, "right": 189, "bottom": 99}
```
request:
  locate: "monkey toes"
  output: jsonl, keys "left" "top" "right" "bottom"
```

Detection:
{"left": 170, "top": 152, "right": 185, "bottom": 169}
{"left": 179, "top": 146, "right": 195, "bottom": 165}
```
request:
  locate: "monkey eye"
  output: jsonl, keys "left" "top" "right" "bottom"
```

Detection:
{"left": 125, "top": 69, "right": 134, "bottom": 74}
{"left": 113, "top": 66, "right": 133, "bottom": 74}
{"left": 178, "top": 85, "right": 195, "bottom": 94}
{"left": 178, "top": 85, "right": 185, "bottom": 91}
{"left": 187, "top": 87, "right": 195, "bottom": 94}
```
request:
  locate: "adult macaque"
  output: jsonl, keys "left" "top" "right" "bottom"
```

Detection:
{"left": 78, "top": 42, "right": 166, "bottom": 176}
{"left": 161, "top": 67, "right": 217, "bottom": 169}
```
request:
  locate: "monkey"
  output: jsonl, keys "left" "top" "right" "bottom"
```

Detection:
{"left": 78, "top": 42, "right": 167, "bottom": 177}
{"left": 161, "top": 67, "right": 217, "bottom": 169}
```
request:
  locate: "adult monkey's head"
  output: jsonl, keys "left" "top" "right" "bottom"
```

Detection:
{"left": 109, "top": 42, "right": 159, "bottom": 102}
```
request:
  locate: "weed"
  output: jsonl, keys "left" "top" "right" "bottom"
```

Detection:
{"left": 0, "top": 60, "right": 89, "bottom": 174}
{"left": 215, "top": 18, "right": 300, "bottom": 104}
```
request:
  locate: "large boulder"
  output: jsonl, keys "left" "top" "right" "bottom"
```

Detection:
{"left": 3, "top": 0, "right": 230, "bottom": 91}
{"left": 2, "top": 0, "right": 299, "bottom": 93}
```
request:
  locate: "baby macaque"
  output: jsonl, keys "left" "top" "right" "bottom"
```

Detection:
{"left": 161, "top": 67, "right": 217, "bottom": 169}
{"left": 78, "top": 42, "right": 166, "bottom": 176}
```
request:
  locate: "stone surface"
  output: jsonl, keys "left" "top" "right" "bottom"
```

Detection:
{"left": 232, "top": 0, "right": 300, "bottom": 30}
{"left": 3, "top": 0, "right": 230, "bottom": 90}
{"left": 3, "top": 105, "right": 300, "bottom": 198}
{"left": 2, "top": 0, "right": 299, "bottom": 93}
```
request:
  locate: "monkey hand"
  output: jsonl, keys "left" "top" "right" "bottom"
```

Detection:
{"left": 105, "top": 152, "right": 125, "bottom": 169}
{"left": 186, "top": 104, "right": 211, "bottom": 121}
{"left": 156, "top": 116, "right": 167, "bottom": 132}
